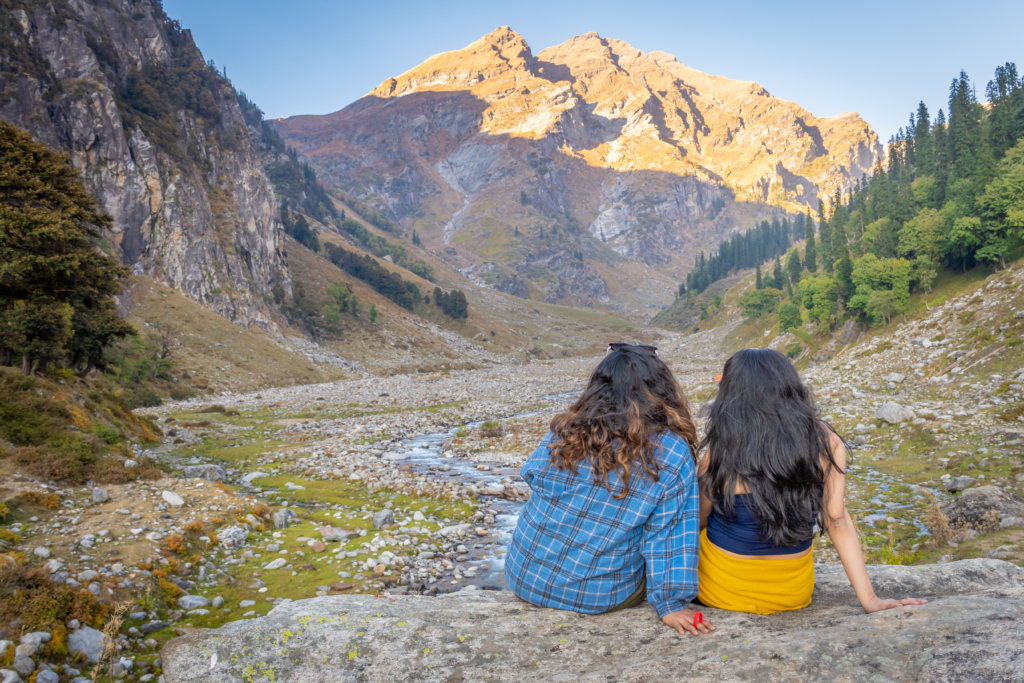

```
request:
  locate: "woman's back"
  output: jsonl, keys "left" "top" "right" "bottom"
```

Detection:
{"left": 506, "top": 430, "right": 698, "bottom": 615}
{"left": 705, "top": 493, "right": 812, "bottom": 556}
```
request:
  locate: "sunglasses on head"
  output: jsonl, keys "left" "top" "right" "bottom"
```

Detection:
{"left": 606, "top": 342, "right": 659, "bottom": 357}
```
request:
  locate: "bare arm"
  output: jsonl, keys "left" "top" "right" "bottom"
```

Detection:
{"left": 822, "top": 432, "right": 928, "bottom": 613}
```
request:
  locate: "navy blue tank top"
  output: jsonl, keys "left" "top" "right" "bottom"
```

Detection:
{"left": 706, "top": 494, "right": 812, "bottom": 555}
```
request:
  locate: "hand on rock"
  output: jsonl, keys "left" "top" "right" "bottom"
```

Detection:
{"left": 862, "top": 596, "right": 928, "bottom": 613}
{"left": 662, "top": 608, "right": 715, "bottom": 636}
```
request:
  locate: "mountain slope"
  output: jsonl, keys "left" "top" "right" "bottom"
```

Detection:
{"left": 1, "top": 0, "right": 288, "bottom": 329}
{"left": 274, "top": 27, "right": 883, "bottom": 310}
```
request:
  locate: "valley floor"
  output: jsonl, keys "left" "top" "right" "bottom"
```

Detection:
{"left": 4, "top": 278, "right": 1024, "bottom": 679}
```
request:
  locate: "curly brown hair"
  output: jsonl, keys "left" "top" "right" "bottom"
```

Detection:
{"left": 549, "top": 346, "right": 697, "bottom": 498}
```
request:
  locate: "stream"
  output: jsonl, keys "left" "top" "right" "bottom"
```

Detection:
{"left": 398, "top": 392, "right": 579, "bottom": 588}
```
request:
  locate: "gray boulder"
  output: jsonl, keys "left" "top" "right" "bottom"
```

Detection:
{"left": 35, "top": 671, "right": 58, "bottom": 683}
{"left": 182, "top": 465, "right": 226, "bottom": 482}
{"left": 946, "top": 475, "right": 975, "bottom": 492}
{"left": 68, "top": 625, "right": 104, "bottom": 663}
{"left": 177, "top": 595, "right": 209, "bottom": 610}
{"left": 942, "top": 485, "right": 1024, "bottom": 527}
{"left": 10, "top": 658, "right": 32, "bottom": 677}
{"left": 885, "top": 372, "right": 906, "bottom": 384}
{"left": 372, "top": 509, "right": 395, "bottom": 530}
{"left": 1001, "top": 516, "right": 1024, "bottom": 529}
{"left": 273, "top": 509, "right": 297, "bottom": 530}
{"left": 162, "top": 559, "right": 1024, "bottom": 683}
{"left": 91, "top": 488, "right": 108, "bottom": 504}
{"left": 875, "top": 401, "right": 916, "bottom": 424}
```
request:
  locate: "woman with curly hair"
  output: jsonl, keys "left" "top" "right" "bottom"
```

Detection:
{"left": 697, "top": 348, "right": 926, "bottom": 615}
{"left": 506, "top": 343, "right": 713, "bottom": 636}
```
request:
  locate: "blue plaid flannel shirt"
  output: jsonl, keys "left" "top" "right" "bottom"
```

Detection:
{"left": 505, "top": 431, "right": 699, "bottom": 618}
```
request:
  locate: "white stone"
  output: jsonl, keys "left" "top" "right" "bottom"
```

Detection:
{"left": 264, "top": 558, "right": 287, "bottom": 570}
{"left": 162, "top": 491, "right": 185, "bottom": 507}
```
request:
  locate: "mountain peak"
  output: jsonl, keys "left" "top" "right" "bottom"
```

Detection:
{"left": 371, "top": 26, "right": 534, "bottom": 99}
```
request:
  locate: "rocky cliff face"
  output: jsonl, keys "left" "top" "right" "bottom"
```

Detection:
{"left": 0, "top": 0, "right": 289, "bottom": 329}
{"left": 274, "top": 27, "right": 883, "bottom": 309}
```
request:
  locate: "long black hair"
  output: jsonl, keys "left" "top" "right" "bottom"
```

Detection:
{"left": 699, "top": 348, "right": 843, "bottom": 546}
{"left": 550, "top": 346, "right": 697, "bottom": 498}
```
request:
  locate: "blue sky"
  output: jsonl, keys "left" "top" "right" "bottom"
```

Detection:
{"left": 164, "top": 0, "right": 1023, "bottom": 141}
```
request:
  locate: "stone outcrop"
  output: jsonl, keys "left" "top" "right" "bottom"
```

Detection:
{"left": 0, "top": 0, "right": 289, "bottom": 329}
{"left": 162, "top": 559, "right": 1024, "bottom": 682}
{"left": 274, "top": 27, "right": 883, "bottom": 308}
{"left": 942, "top": 485, "right": 1024, "bottom": 527}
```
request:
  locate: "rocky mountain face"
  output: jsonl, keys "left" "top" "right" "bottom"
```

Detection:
{"left": 0, "top": 0, "right": 289, "bottom": 329}
{"left": 275, "top": 27, "right": 883, "bottom": 308}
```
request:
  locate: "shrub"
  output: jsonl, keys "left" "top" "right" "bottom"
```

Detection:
{"left": 16, "top": 491, "right": 61, "bottom": 509}
{"left": 480, "top": 421, "right": 503, "bottom": 438}
{"left": 0, "top": 562, "right": 108, "bottom": 636}
{"left": 92, "top": 423, "right": 120, "bottom": 445}
{"left": 786, "top": 343, "right": 802, "bottom": 359}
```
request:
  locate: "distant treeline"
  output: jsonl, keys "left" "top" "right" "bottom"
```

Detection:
{"left": 324, "top": 243, "right": 421, "bottom": 310}
{"left": 683, "top": 214, "right": 808, "bottom": 295}
{"left": 338, "top": 218, "right": 433, "bottom": 281}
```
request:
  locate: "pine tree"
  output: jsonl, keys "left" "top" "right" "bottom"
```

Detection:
{"left": 0, "top": 120, "right": 134, "bottom": 373}
{"left": 804, "top": 208, "right": 817, "bottom": 272}
{"left": 369, "top": 304, "right": 377, "bottom": 324}
{"left": 932, "top": 109, "right": 950, "bottom": 206}
{"left": 817, "top": 199, "right": 833, "bottom": 272}
{"left": 786, "top": 249, "right": 802, "bottom": 287}
{"left": 914, "top": 101, "right": 933, "bottom": 174}
{"left": 772, "top": 253, "right": 785, "bottom": 289}
{"left": 755, "top": 263, "right": 763, "bottom": 289}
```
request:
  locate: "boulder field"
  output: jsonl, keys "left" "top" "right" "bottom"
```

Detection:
{"left": 162, "top": 559, "right": 1024, "bottom": 682}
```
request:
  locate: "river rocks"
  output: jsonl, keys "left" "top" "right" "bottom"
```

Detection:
{"left": 216, "top": 526, "right": 247, "bottom": 549}
{"left": 182, "top": 465, "right": 226, "bottom": 482}
{"left": 177, "top": 596, "right": 210, "bottom": 610}
{"left": 372, "top": 510, "right": 395, "bottom": 530}
{"left": 942, "top": 485, "right": 1024, "bottom": 527}
{"left": 68, "top": 626, "right": 104, "bottom": 663}
{"left": 875, "top": 402, "right": 916, "bottom": 424}
{"left": 162, "top": 559, "right": 1024, "bottom": 682}
{"left": 161, "top": 491, "right": 186, "bottom": 507}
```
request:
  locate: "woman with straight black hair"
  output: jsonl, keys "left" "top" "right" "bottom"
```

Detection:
{"left": 696, "top": 348, "right": 927, "bottom": 614}
{"left": 506, "top": 343, "right": 714, "bottom": 636}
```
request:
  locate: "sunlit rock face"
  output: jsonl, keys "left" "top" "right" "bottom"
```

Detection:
{"left": 275, "top": 27, "right": 882, "bottom": 308}
{"left": 1, "top": 0, "right": 289, "bottom": 330}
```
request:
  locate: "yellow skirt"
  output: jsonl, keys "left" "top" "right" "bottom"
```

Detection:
{"left": 697, "top": 528, "right": 814, "bottom": 615}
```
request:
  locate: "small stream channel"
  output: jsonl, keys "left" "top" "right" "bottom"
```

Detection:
{"left": 398, "top": 392, "right": 579, "bottom": 588}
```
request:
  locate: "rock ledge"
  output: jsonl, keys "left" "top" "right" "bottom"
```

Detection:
{"left": 162, "top": 559, "right": 1024, "bottom": 682}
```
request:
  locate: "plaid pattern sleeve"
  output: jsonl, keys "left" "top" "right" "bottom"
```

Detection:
{"left": 504, "top": 431, "right": 699, "bottom": 617}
